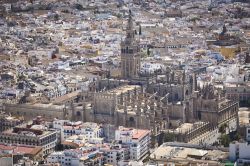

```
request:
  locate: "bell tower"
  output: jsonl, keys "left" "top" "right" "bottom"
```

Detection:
{"left": 121, "top": 10, "right": 141, "bottom": 79}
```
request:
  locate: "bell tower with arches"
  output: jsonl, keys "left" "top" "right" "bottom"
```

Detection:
{"left": 121, "top": 10, "right": 141, "bottom": 79}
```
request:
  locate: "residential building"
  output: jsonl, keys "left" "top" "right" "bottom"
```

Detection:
{"left": 46, "top": 148, "right": 104, "bottom": 166}
{"left": 0, "top": 156, "right": 12, "bottom": 166}
{"left": 0, "top": 144, "right": 43, "bottom": 162}
{"left": 53, "top": 120, "right": 103, "bottom": 141}
{"left": 100, "top": 144, "right": 130, "bottom": 166}
{"left": 229, "top": 141, "right": 250, "bottom": 166}
{"left": 0, "top": 111, "right": 24, "bottom": 132}
{"left": 225, "top": 83, "right": 250, "bottom": 107}
{"left": 0, "top": 116, "right": 57, "bottom": 156}
{"left": 115, "top": 126, "right": 151, "bottom": 161}
{"left": 238, "top": 107, "right": 250, "bottom": 142}
{"left": 150, "top": 142, "right": 229, "bottom": 166}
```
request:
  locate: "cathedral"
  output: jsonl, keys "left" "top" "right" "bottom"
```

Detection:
{"left": 2, "top": 11, "right": 239, "bottom": 142}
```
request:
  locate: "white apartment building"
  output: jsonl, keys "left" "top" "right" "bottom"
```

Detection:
{"left": 46, "top": 148, "right": 103, "bottom": 166}
{"left": 246, "top": 126, "right": 250, "bottom": 142}
{"left": 141, "top": 62, "right": 165, "bottom": 75}
{"left": 53, "top": 120, "right": 103, "bottom": 141}
{"left": 100, "top": 144, "right": 129, "bottom": 166}
{"left": 229, "top": 141, "right": 250, "bottom": 165}
{"left": 115, "top": 126, "right": 151, "bottom": 161}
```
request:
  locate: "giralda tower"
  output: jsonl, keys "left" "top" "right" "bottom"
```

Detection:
{"left": 121, "top": 10, "right": 141, "bottom": 79}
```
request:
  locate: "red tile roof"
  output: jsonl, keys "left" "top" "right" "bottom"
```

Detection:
{"left": 132, "top": 129, "right": 150, "bottom": 140}
{"left": 0, "top": 144, "right": 42, "bottom": 155}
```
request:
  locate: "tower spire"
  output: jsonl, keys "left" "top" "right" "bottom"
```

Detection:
{"left": 127, "top": 10, "right": 133, "bottom": 31}
{"left": 125, "top": 10, "right": 134, "bottom": 43}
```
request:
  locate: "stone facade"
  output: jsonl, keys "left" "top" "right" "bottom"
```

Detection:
{"left": 0, "top": 112, "right": 24, "bottom": 132}
{"left": 91, "top": 85, "right": 168, "bottom": 135}
{"left": 0, "top": 117, "right": 57, "bottom": 156}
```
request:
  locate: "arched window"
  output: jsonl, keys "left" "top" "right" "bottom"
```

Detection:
{"left": 198, "top": 111, "right": 201, "bottom": 120}
{"left": 76, "top": 111, "right": 81, "bottom": 117}
{"left": 174, "top": 93, "right": 179, "bottom": 101}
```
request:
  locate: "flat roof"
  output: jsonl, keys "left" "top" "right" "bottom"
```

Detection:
{"left": 53, "top": 90, "right": 80, "bottom": 104}
{"left": 239, "top": 109, "right": 250, "bottom": 126}
{"left": 151, "top": 145, "right": 222, "bottom": 160}
{"left": 175, "top": 123, "right": 194, "bottom": 134}
{"left": 107, "top": 85, "right": 140, "bottom": 95}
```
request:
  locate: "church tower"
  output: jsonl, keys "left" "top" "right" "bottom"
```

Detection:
{"left": 121, "top": 10, "right": 141, "bottom": 79}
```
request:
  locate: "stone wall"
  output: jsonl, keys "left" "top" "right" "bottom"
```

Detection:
{"left": 3, "top": 103, "right": 69, "bottom": 121}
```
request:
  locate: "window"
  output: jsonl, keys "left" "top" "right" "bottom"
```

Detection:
{"left": 248, "top": 129, "right": 250, "bottom": 134}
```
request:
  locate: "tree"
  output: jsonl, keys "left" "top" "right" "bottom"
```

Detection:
{"left": 234, "top": 132, "right": 241, "bottom": 141}
{"left": 141, "top": 52, "right": 148, "bottom": 58}
{"left": 74, "top": 4, "right": 83, "bottom": 10}
{"left": 219, "top": 123, "right": 228, "bottom": 134}
{"left": 219, "top": 134, "right": 230, "bottom": 147}
{"left": 147, "top": 47, "right": 150, "bottom": 56}
{"left": 231, "top": 131, "right": 242, "bottom": 141}
{"left": 164, "top": 133, "right": 175, "bottom": 142}
{"left": 116, "top": 13, "right": 122, "bottom": 19}
{"left": 54, "top": 14, "right": 59, "bottom": 21}
{"left": 139, "top": 25, "right": 142, "bottom": 35}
